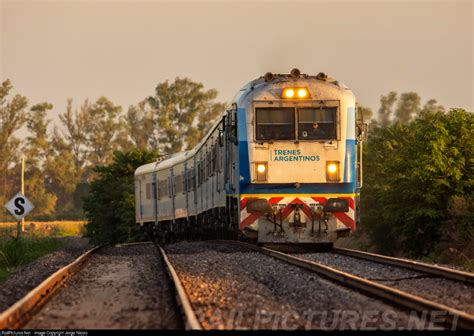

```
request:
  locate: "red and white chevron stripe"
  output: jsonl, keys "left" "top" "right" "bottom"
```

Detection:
{"left": 239, "top": 196, "right": 355, "bottom": 231}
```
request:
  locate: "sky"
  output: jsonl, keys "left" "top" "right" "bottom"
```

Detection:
{"left": 1, "top": 0, "right": 473, "bottom": 136}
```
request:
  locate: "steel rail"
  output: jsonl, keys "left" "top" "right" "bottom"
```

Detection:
{"left": 332, "top": 247, "right": 474, "bottom": 284}
{"left": 0, "top": 245, "right": 102, "bottom": 330}
{"left": 213, "top": 240, "right": 474, "bottom": 330}
{"left": 115, "top": 241, "right": 154, "bottom": 247}
{"left": 157, "top": 245, "right": 202, "bottom": 330}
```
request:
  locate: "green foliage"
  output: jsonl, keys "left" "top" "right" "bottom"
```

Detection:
{"left": 146, "top": 77, "right": 226, "bottom": 155}
{"left": 125, "top": 100, "right": 155, "bottom": 150}
{"left": 86, "top": 97, "right": 124, "bottom": 167}
{"left": 0, "top": 231, "right": 63, "bottom": 282}
{"left": 377, "top": 91, "right": 397, "bottom": 127}
{"left": 0, "top": 236, "right": 25, "bottom": 269}
{"left": 0, "top": 79, "right": 29, "bottom": 211}
{"left": 25, "top": 102, "right": 58, "bottom": 216}
{"left": 358, "top": 105, "right": 373, "bottom": 122}
{"left": 361, "top": 108, "right": 473, "bottom": 257}
{"left": 394, "top": 92, "right": 421, "bottom": 125}
{"left": 83, "top": 149, "right": 159, "bottom": 245}
{"left": 0, "top": 77, "right": 225, "bottom": 220}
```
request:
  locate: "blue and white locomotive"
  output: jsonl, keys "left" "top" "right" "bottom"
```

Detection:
{"left": 134, "top": 69, "right": 366, "bottom": 245}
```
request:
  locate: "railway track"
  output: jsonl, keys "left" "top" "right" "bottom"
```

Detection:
{"left": 157, "top": 244, "right": 202, "bottom": 330}
{"left": 333, "top": 247, "right": 473, "bottom": 283}
{"left": 292, "top": 247, "right": 474, "bottom": 312}
{"left": 0, "top": 242, "right": 183, "bottom": 330}
{"left": 253, "top": 241, "right": 474, "bottom": 329}
{"left": 0, "top": 246, "right": 102, "bottom": 329}
{"left": 2, "top": 239, "right": 472, "bottom": 330}
{"left": 163, "top": 240, "right": 474, "bottom": 330}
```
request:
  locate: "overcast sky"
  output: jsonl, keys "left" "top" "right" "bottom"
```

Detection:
{"left": 1, "top": 0, "right": 473, "bottom": 135}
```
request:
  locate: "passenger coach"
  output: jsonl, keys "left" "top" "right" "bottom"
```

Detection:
{"left": 135, "top": 69, "right": 366, "bottom": 245}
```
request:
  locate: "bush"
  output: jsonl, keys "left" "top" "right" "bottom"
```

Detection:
{"left": 361, "top": 109, "right": 473, "bottom": 257}
{"left": 83, "top": 149, "right": 159, "bottom": 245}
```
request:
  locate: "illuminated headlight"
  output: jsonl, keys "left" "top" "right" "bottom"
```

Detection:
{"left": 283, "top": 88, "right": 295, "bottom": 98}
{"left": 297, "top": 88, "right": 309, "bottom": 98}
{"left": 255, "top": 162, "right": 268, "bottom": 181}
{"left": 282, "top": 87, "right": 310, "bottom": 99}
{"left": 326, "top": 161, "right": 340, "bottom": 182}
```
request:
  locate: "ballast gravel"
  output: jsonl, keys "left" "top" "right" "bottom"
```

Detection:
{"left": 0, "top": 236, "right": 91, "bottom": 312}
{"left": 26, "top": 243, "right": 183, "bottom": 329}
{"left": 165, "top": 241, "right": 437, "bottom": 330}
{"left": 297, "top": 252, "right": 474, "bottom": 314}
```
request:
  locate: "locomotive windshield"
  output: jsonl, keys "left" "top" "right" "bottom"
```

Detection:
{"left": 256, "top": 108, "right": 295, "bottom": 140}
{"left": 255, "top": 107, "right": 337, "bottom": 141}
{"left": 298, "top": 107, "right": 337, "bottom": 140}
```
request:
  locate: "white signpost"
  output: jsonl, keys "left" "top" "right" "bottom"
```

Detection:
{"left": 4, "top": 192, "right": 34, "bottom": 240}
{"left": 4, "top": 192, "right": 34, "bottom": 221}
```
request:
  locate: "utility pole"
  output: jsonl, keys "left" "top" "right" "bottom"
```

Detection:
{"left": 4, "top": 157, "right": 34, "bottom": 241}
{"left": 21, "top": 157, "right": 25, "bottom": 233}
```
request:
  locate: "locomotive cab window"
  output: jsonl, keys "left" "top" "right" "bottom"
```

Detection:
{"left": 256, "top": 108, "right": 295, "bottom": 140}
{"left": 297, "top": 107, "right": 337, "bottom": 140}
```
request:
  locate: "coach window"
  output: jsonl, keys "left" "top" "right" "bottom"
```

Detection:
{"left": 297, "top": 107, "right": 337, "bottom": 140}
{"left": 181, "top": 174, "right": 186, "bottom": 194}
{"left": 146, "top": 183, "right": 151, "bottom": 200}
{"left": 197, "top": 162, "right": 201, "bottom": 185}
{"left": 187, "top": 168, "right": 194, "bottom": 191}
{"left": 174, "top": 174, "right": 182, "bottom": 194}
{"left": 256, "top": 108, "right": 295, "bottom": 140}
{"left": 192, "top": 168, "right": 197, "bottom": 190}
{"left": 158, "top": 179, "right": 168, "bottom": 199}
{"left": 168, "top": 176, "right": 173, "bottom": 198}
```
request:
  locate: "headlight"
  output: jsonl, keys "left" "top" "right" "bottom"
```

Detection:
{"left": 281, "top": 87, "right": 310, "bottom": 99}
{"left": 283, "top": 88, "right": 295, "bottom": 98}
{"left": 255, "top": 162, "right": 268, "bottom": 181}
{"left": 326, "top": 161, "right": 340, "bottom": 182}
{"left": 297, "top": 88, "right": 309, "bottom": 98}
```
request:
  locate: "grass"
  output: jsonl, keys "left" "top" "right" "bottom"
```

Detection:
{"left": 0, "top": 220, "right": 86, "bottom": 282}
{"left": 0, "top": 220, "right": 86, "bottom": 237}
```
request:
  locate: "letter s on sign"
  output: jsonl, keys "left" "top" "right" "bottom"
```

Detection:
{"left": 14, "top": 197, "right": 25, "bottom": 215}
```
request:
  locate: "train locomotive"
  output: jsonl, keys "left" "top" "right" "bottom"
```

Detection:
{"left": 134, "top": 69, "right": 366, "bottom": 245}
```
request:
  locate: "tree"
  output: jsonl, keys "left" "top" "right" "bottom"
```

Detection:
{"left": 45, "top": 128, "right": 82, "bottom": 211}
{"left": 377, "top": 91, "right": 397, "bottom": 127}
{"left": 358, "top": 105, "right": 373, "bottom": 122}
{"left": 394, "top": 92, "right": 421, "bottom": 125}
{"left": 146, "top": 77, "right": 226, "bottom": 155}
{"left": 125, "top": 100, "right": 156, "bottom": 150}
{"left": 58, "top": 99, "right": 90, "bottom": 179}
{"left": 421, "top": 99, "right": 445, "bottom": 115}
{"left": 0, "top": 79, "right": 29, "bottom": 209}
{"left": 85, "top": 97, "right": 124, "bottom": 167}
{"left": 83, "top": 149, "right": 159, "bottom": 245}
{"left": 24, "top": 102, "right": 57, "bottom": 216}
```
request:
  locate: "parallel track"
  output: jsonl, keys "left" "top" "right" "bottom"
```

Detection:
{"left": 213, "top": 240, "right": 474, "bottom": 330}
{"left": 4, "top": 239, "right": 472, "bottom": 330}
{"left": 0, "top": 246, "right": 102, "bottom": 329}
{"left": 157, "top": 245, "right": 202, "bottom": 330}
{"left": 332, "top": 247, "right": 474, "bottom": 284}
